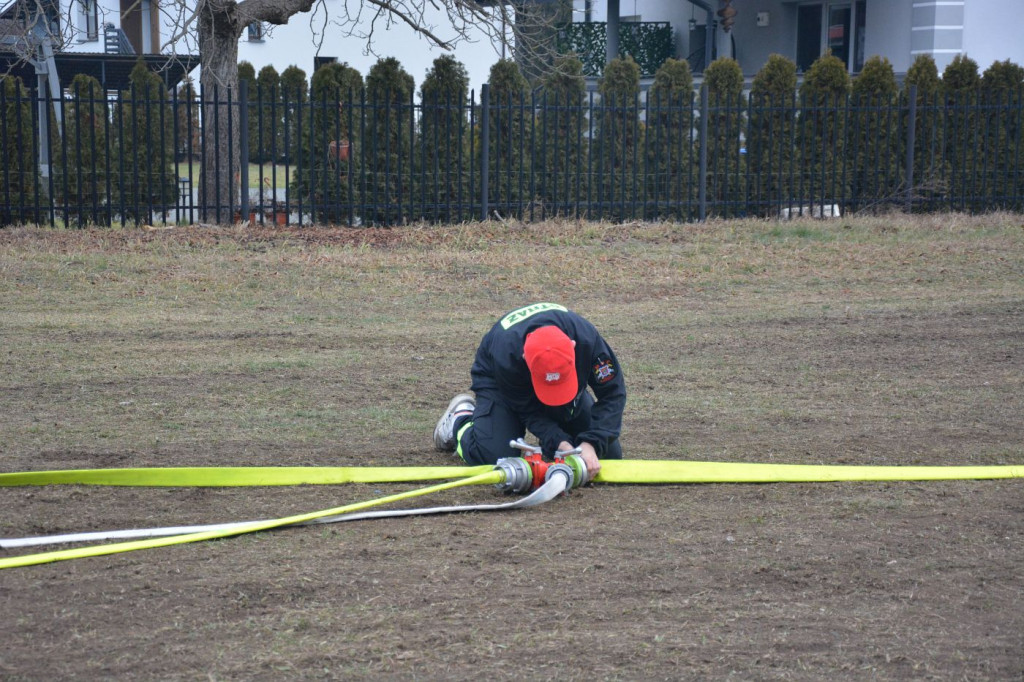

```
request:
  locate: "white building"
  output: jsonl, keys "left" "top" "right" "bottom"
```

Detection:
{"left": 571, "top": 0, "right": 1024, "bottom": 77}
{"left": 6, "top": 0, "right": 1023, "bottom": 96}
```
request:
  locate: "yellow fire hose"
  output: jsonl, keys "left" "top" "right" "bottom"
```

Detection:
{"left": 2, "top": 460, "right": 1021, "bottom": 489}
{"left": 594, "top": 459, "right": 1024, "bottom": 484}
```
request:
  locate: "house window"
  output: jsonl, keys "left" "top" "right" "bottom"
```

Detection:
{"left": 827, "top": 5, "right": 852, "bottom": 68}
{"left": 247, "top": 22, "right": 263, "bottom": 42}
{"left": 79, "top": 0, "right": 98, "bottom": 41}
{"left": 796, "top": 1, "right": 866, "bottom": 73}
{"left": 796, "top": 5, "right": 823, "bottom": 72}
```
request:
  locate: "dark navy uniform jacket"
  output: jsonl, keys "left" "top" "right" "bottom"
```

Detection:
{"left": 469, "top": 303, "right": 626, "bottom": 457}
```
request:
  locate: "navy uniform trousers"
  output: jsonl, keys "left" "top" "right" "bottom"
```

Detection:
{"left": 454, "top": 389, "right": 623, "bottom": 466}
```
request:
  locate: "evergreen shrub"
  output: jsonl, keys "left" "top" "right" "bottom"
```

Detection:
{"left": 748, "top": 54, "right": 797, "bottom": 215}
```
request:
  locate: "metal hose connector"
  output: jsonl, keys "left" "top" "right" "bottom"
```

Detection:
{"left": 494, "top": 457, "right": 533, "bottom": 494}
{"left": 561, "top": 454, "right": 589, "bottom": 488}
{"left": 544, "top": 462, "right": 576, "bottom": 493}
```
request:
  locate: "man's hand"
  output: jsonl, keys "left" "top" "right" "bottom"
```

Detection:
{"left": 560, "top": 440, "right": 600, "bottom": 482}
{"left": 578, "top": 442, "right": 601, "bottom": 482}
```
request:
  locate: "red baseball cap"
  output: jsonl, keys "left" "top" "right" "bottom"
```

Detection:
{"left": 523, "top": 326, "right": 578, "bottom": 406}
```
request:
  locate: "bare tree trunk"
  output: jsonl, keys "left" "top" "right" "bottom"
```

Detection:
{"left": 198, "top": 0, "right": 242, "bottom": 223}
{"left": 189, "top": 0, "right": 500, "bottom": 223}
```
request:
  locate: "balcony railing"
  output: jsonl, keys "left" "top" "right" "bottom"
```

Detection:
{"left": 557, "top": 21, "right": 674, "bottom": 78}
{"left": 103, "top": 22, "right": 134, "bottom": 55}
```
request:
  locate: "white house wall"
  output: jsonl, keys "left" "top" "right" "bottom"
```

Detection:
{"left": 59, "top": 0, "right": 185, "bottom": 55}
{"left": 60, "top": 0, "right": 122, "bottom": 54}
{"left": 725, "top": 1, "right": 798, "bottom": 71}
{"left": 733, "top": 0, "right": 1024, "bottom": 75}
{"left": 863, "top": 0, "right": 911, "bottom": 71}
{"left": 871, "top": 0, "right": 1024, "bottom": 73}
{"left": 962, "top": 0, "right": 1024, "bottom": 73}
{"left": 572, "top": 0, "right": 1024, "bottom": 77}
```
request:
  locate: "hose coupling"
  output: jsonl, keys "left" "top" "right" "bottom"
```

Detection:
{"left": 544, "top": 462, "right": 576, "bottom": 493}
{"left": 498, "top": 440, "right": 589, "bottom": 494}
{"left": 494, "top": 457, "right": 533, "bottom": 494}
{"left": 560, "top": 454, "right": 590, "bottom": 488}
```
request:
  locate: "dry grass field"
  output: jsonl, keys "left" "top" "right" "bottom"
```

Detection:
{"left": 1, "top": 214, "right": 1022, "bottom": 680}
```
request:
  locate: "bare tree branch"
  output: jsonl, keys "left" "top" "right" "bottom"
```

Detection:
{"left": 361, "top": 0, "right": 454, "bottom": 49}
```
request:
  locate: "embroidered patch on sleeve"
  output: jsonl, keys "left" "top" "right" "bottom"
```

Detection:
{"left": 592, "top": 355, "right": 616, "bottom": 384}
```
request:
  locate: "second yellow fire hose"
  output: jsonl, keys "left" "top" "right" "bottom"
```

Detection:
{"left": 2, "top": 458, "right": 1021, "bottom": 571}
{"left": 0, "top": 470, "right": 503, "bottom": 570}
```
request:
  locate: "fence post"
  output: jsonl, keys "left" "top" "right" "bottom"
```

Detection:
{"left": 36, "top": 85, "right": 52, "bottom": 185}
{"left": 480, "top": 83, "right": 490, "bottom": 221}
{"left": 904, "top": 84, "right": 917, "bottom": 213}
{"left": 239, "top": 79, "right": 249, "bottom": 224}
{"left": 699, "top": 83, "right": 709, "bottom": 222}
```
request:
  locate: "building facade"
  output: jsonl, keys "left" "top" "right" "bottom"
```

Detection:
{"left": 574, "top": 0, "right": 1024, "bottom": 76}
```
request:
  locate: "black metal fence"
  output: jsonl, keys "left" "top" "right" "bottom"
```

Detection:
{"left": 1, "top": 81, "right": 1022, "bottom": 228}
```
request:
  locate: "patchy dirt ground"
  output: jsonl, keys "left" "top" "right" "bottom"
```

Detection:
{"left": 1, "top": 223, "right": 1022, "bottom": 680}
